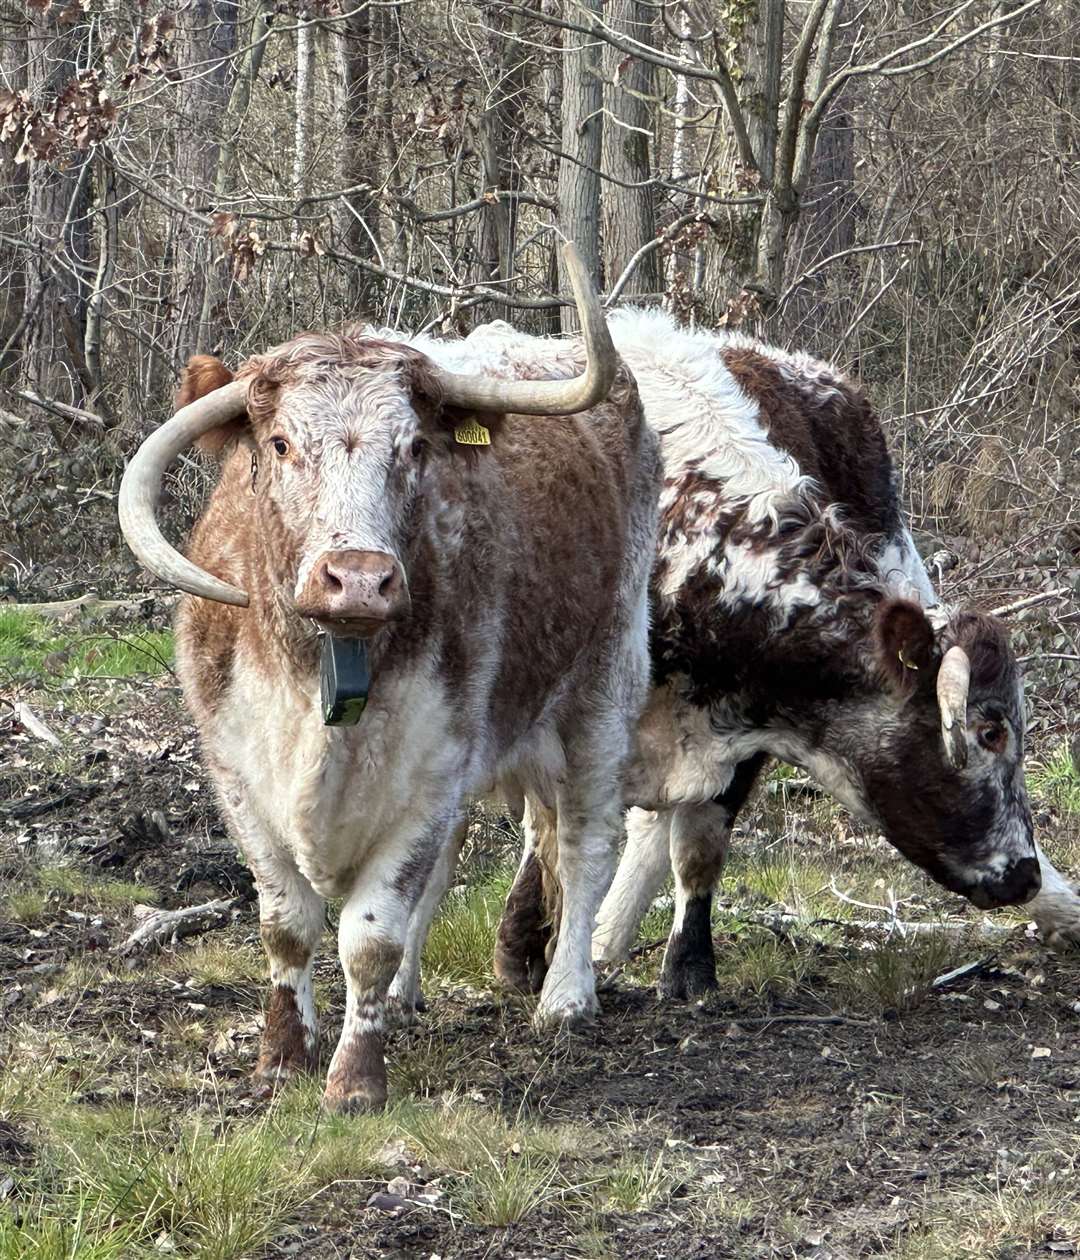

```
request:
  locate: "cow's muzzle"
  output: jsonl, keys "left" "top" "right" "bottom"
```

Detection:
{"left": 965, "top": 855, "right": 1041, "bottom": 910}
{"left": 296, "top": 550, "right": 410, "bottom": 637}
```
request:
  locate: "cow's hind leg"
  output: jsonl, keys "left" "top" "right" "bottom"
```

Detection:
{"left": 388, "top": 817, "right": 468, "bottom": 1019}
{"left": 660, "top": 754, "right": 767, "bottom": 1000}
{"left": 534, "top": 734, "right": 624, "bottom": 1028}
{"left": 494, "top": 797, "right": 557, "bottom": 994}
{"left": 592, "top": 807, "right": 674, "bottom": 964}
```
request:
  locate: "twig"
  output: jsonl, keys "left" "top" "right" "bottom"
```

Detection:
{"left": 729, "top": 1013, "right": 875, "bottom": 1028}
{"left": 118, "top": 898, "right": 241, "bottom": 955}
{"left": 989, "top": 587, "right": 1071, "bottom": 618}
{"left": 13, "top": 390, "right": 105, "bottom": 430}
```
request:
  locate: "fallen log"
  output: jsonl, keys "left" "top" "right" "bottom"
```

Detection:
{"left": 6, "top": 592, "right": 176, "bottom": 619}
{"left": 119, "top": 898, "right": 241, "bottom": 955}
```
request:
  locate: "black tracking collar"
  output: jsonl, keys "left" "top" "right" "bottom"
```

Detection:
{"left": 319, "top": 634, "right": 371, "bottom": 726}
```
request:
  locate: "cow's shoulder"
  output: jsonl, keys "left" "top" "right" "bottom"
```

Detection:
{"left": 718, "top": 341, "right": 900, "bottom": 538}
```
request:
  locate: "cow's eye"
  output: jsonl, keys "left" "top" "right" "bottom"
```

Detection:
{"left": 270, "top": 437, "right": 289, "bottom": 457}
{"left": 977, "top": 721, "right": 1007, "bottom": 754}
{"left": 410, "top": 436, "right": 425, "bottom": 460}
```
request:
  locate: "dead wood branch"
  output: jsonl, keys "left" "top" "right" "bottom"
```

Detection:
{"left": 119, "top": 898, "right": 241, "bottom": 955}
{"left": 7, "top": 592, "right": 177, "bottom": 619}
{"left": 989, "top": 587, "right": 1071, "bottom": 618}
{"left": 12, "top": 701, "right": 62, "bottom": 747}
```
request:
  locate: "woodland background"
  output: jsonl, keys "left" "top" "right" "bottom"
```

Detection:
{"left": 0, "top": 0, "right": 1077, "bottom": 599}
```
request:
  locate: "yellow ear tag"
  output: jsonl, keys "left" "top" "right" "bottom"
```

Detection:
{"left": 454, "top": 417, "right": 491, "bottom": 446}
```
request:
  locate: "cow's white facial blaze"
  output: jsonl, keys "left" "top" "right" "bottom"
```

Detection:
{"left": 254, "top": 371, "right": 426, "bottom": 613}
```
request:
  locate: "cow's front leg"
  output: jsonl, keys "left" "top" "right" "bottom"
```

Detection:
{"left": 1028, "top": 842, "right": 1080, "bottom": 950}
{"left": 534, "top": 772, "right": 621, "bottom": 1028}
{"left": 218, "top": 786, "right": 325, "bottom": 1095}
{"left": 253, "top": 856, "right": 324, "bottom": 1092}
{"left": 323, "top": 828, "right": 442, "bottom": 1114}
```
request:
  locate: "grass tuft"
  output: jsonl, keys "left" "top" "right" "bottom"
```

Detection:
{"left": 1028, "top": 741, "right": 1080, "bottom": 815}
{"left": 422, "top": 864, "right": 515, "bottom": 988}
{"left": 834, "top": 928, "right": 964, "bottom": 1015}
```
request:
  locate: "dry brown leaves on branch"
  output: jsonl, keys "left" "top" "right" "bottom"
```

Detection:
{"left": 209, "top": 214, "right": 267, "bottom": 282}
{"left": 120, "top": 12, "right": 176, "bottom": 89}
{"left": 0, "top": 71, "right": 117, "bottom": 164}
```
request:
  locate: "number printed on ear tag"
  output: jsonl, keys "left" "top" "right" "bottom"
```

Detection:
{"left": 454, "top": 418, "right": 491, "bottom": 446}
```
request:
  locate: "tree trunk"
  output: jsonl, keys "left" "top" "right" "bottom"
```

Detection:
{"left": 601, "top": 0, "right": 658, "bottom": 299}
{"left": 474, "top": 4, "right": 526, "bottom": 321}
{"left": 557, "top": 0, "right": 602, "bottom": 330}
{"left": 293, "top": 6, "right": 316, "bottom": 212}
{"left": 334, "top": 0, "right": 380, "bottom": 308}
{"left": 702, "top": 0, "right": 784, "bottom": 325}
{"left": 21, "top": 6, "right": 92, "bottom": 407}
{"left": 0, "top": 7, "right": 28, "bottom": 379}
{"left": 170, "top": 0, "right": 238, "bottom": 370}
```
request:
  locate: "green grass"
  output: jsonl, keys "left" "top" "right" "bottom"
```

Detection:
{"left": 1028, "top": 741, "right": 1080, "bottom": 815}
{"left": 4, "top": 866, "right": 157, "bottom": 925}
{"left": 0, "top": 608, "right": 173, "bottom": 684}
{"left": 422, "top": 863, "right": 516, "bottom": 988}
{"left": 834, "top": 927, "right": 966, "bottom": 1015}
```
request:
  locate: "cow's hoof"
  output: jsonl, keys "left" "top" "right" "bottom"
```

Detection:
{"left": 657, "top": 962, "right": 719, "bottom": 1001}
{"left": 322, "top": 1083, "right": 387, "bottom": 1115}
{"left": 1035, "top": 918, "right": 1080, "bottom": 951}
{"left": 251, "top": 1059, "right": 311, "bottom": 1100}
{"left": 494, "top": 943, "right": 547, "bottom": 994}
{"left": 532, "top": 994, "right": 599, "bottom": 1031}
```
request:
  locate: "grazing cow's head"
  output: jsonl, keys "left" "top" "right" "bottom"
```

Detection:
{"left": 800, "top": 598, "right": 1038, "bottom": 909}
{"left": 117, "top": 244, "right": 617, "bottom": 635}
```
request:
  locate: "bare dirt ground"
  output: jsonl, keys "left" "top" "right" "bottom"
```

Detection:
{"left": 2, "top": 586, "right": 1079, "bottom": 1259}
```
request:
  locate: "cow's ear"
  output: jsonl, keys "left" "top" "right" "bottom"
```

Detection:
{"left": 874, "top": 598, "right": 936, "bottom": 696}
{"left": 176, "top": 355, "right": 247, "bottom": 455}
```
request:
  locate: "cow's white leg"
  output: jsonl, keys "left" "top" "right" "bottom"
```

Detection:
{"left": 535, "top": 756, "right": 622, "bottom": 1027}
{"left": 216, "top": 782, "right": 325, "bottom": 1094}
{"left": 494, "top": 798, "right": 557, "bottom": 993}
{"left": 323, "top": 819, "right": 447, "bottom": 1114}
{"left": 1028, "top": 842, "right": 1080, "bottom": 949}
{"left": 592, "top": 808, "right": 673, "bottom": 963}
{"left": 387, "top": 817, "right": 467, "bottom": 1018}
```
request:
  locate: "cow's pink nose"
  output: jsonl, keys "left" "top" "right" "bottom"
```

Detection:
{"left": 297, "top": 550, "right": 409, "bottom": 633}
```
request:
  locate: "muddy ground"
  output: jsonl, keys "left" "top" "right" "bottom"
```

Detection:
{"left": 2, "top": 602, "right": 1080, "bottom": 1260}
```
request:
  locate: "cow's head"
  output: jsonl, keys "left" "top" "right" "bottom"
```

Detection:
{"left": 118, "top": 244, "right": 616, "bottom": 637}
{"left": 800, "top": 598, "right": 1038, "bottom": 909}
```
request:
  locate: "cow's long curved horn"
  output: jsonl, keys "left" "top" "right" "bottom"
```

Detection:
{"left": 937, "top": 645, "right": 971, "bottom": 769}
{"left": 118, "top": 378, "right": 250, "bottom": 607}
{"left": 430, "top": 242, "right": 617, "bottom": 416}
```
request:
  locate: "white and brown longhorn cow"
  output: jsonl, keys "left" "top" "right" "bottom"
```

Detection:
{"left": 118, "top": 248, "right": 662, "bottom": 1112}
{"left": 402, "top": 310, "right": 1077, "bottom": 1006}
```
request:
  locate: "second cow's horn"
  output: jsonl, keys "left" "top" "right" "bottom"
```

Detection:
{"left": 937, "top": 645, "right": 971, "bottom": 769}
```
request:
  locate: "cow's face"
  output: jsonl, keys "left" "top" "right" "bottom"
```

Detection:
{"left": 194, "top": 336, "right": 470, "bottom": 638}
{"left": 827, "top": 600, "right": 1038, "bottom": 908}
